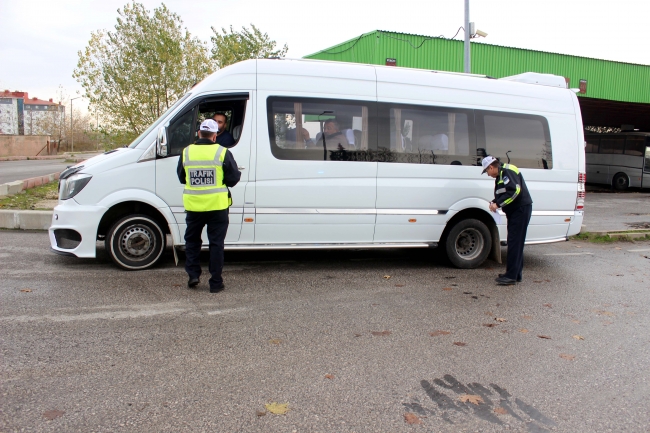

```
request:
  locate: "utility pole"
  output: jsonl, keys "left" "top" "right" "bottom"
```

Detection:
{"left": 70, "top": 96, "right": 82, "bottom": 153}
{"left": 464, "top": 0, "right": 470, "bottom": 73}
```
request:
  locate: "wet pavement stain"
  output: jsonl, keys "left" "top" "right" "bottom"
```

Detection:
{"left": 403, "top": 374, "right": 556, "bottom": 431}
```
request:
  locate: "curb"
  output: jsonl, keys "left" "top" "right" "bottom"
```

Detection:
{"left": 0, "top": 210, "right": 52, "bottom": 230}
{"left": 0, "top": 172, "right": 60, "bottom": 197}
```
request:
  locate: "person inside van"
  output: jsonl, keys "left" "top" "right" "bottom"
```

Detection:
{"left": 320, "top": 119, "right": 350, "bottom": 150}
{"left": 212, "top": 113, "right": 235, "bottom": 148}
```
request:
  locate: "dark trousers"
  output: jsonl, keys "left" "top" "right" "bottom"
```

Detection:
{"left": 504, "top": 204, "right": 532, "bottom": 281}
{"left": 184, "top": 209, "right": 229, "bottom": 289}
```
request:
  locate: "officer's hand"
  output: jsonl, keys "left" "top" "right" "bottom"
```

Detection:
{"left": 489, "top": 202, "right": 498, "bottom": 212}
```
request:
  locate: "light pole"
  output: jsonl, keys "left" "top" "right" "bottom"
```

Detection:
{"left": 464, "top": 0, "right": 470, "bottom": 73}
{"left": 70, "top": 96, "right": 82, "bottom": 153}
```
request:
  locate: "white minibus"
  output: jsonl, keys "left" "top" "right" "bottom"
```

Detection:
{"left": 585, "top": 132, "right": 650, "bottom": 190}
{"left": 50, "top": 59, "right": 586, "bottom": 270}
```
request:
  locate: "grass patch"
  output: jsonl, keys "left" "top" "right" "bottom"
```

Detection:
{"left": 0, "top": 181, "right": 58, "bottom": 210}
{"left": 572, "top": 232, "right": 650, "bottom": 243}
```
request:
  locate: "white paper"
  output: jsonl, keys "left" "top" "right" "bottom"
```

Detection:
{"left": 491, "top": 210, "right": 501, "bottom": 224}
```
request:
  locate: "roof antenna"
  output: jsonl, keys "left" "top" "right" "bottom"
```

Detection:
{"left": 506, "top": 150, "right": 512, "bottom": 163}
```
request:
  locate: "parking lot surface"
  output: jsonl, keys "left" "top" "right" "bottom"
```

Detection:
{"left": 1, "top": 231, "right": 649, "bottom": 432}
{"left": 583, "top": 190, "right": 650, "bottom": 232}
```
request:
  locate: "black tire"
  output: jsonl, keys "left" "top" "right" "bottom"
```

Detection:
{"left": 444, "top": 218, "right": 492, "bottom": 269}
{"left": 106, "top": 214, "right": 166, "bottom": 270}
{"left": 612, "top": 173, "right": 629, "bottom": 191}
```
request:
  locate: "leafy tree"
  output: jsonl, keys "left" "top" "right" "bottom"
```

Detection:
{"left": 74, "top": 2, "right": 211, "bottom": 142}
{"left": 211, "top": 24, "right": 288, "bottom": 69}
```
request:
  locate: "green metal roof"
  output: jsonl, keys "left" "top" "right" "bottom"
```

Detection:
{"left": 304, "top": 30, "right": 650, "bottom": 104}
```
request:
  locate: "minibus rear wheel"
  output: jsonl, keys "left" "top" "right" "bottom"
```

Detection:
{"left": 444, "top": 219, "right": 492, "bottom": 269}
{"left": 106, "top": 214, "right": 166, "bottom": 270}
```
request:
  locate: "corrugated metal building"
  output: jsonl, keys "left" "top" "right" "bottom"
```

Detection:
{"left": 304, "top": 30, "right": 650, "bottom": 130}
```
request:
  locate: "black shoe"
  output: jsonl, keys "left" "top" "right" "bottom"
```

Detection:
{"left": 210, "top": 283, "right": 225, "bottom": 293}
{"left": 499, "top": 273, "right": 522, "bottom": 282}
{"left": 495, "top": 276, "right": 517, "bottom": 286}
{"left": 188, "top": 277, "right": 200, "bottom": 288}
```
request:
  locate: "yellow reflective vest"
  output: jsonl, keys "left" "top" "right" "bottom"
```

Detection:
{"left": 182, "top": 143, "right": 230, "bottom": 212}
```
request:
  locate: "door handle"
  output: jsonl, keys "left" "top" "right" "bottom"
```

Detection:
{"left": 238, "top": 166, "right": 246, "bottom": 170}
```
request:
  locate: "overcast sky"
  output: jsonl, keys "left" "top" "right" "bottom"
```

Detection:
{"left": 1, "top": 0, "right": 648, "bottom": 111}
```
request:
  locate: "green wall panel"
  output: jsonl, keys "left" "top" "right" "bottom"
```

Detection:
{"left": 305, "top": 31, "right": 650, "bottom": 104}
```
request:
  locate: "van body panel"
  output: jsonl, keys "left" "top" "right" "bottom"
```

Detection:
{"left": 48, "top": 59, "right": 584, "bottom": 267}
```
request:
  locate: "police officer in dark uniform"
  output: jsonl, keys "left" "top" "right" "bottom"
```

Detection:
{"left": 482, "top": 155, "right": 533, "bottom": 285}
{"left": 177, "top": 119, "right": 241, "bottom": 293}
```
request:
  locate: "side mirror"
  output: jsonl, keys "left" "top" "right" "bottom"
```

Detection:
{"left": 156, "top": 126, "right": 168, "bottom": 157}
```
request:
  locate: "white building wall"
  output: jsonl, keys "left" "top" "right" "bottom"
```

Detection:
{"left": 0, "top": 98, "right": 19, "bottom": 135}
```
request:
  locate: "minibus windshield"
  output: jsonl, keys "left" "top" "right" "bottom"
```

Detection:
{"left": 127, "top": 93, "right": 192, "bottom": 149}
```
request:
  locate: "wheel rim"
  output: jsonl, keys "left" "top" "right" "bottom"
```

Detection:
{"left": 118, "top": 223, "right": 156, "bottom": 261}
{"left": 615, "top": 176, "right": 627, "bottom": 187}
{"left": 454, "top": 228, "right": 484, "bottom": 261}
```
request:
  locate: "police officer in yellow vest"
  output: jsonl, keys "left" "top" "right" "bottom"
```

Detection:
{"left": 176, "top": 119, "right": 241, "bottom": 292}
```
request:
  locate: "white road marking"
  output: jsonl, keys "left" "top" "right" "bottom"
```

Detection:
{"left": 627, "top": 248, "right": 650, "bottom": 252}
{"left": 206, "top": 307, "right": 251, "bottom": 315}
{"left": 544, "top": 253, "right": 594, "bottom": 256}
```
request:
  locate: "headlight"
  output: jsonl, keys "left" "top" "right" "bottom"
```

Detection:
{"left": 59, "top": 173, "right": 92, "bottom": 200}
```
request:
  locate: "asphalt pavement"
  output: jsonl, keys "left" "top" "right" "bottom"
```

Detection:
{"left": 1, "top": 231, "right": 649, "bottom": 432}
{"left": 583, "top": 190, "right": 650, "bottom": 232}
{"left": 0, "top": 160, "right": 72, "bottom": 184}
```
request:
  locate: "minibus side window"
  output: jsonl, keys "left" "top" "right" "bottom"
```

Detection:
{"left": 599, "top": 137, "right": 624, "bottom": 154}
{"left": 376, "top": 104, "right": 475, "bottom": 165}
{"left": 624, "top": 136, "right": 645, "bottom": 156}
{"left": 476, "top": 111, "right": 552, "bottom": 169}
{"left": 167, "top": 107, "right": 197, "bottom": 156}
{"left": 267, "top": 97, "right": 377, "bottom": 161}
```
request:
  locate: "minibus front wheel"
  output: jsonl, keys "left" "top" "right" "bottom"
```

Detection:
{"left": 106, "top": 214, "right": 166, "bottom": 270}
{"left": 444, "top": 219, "right": 492, "bottom": 269}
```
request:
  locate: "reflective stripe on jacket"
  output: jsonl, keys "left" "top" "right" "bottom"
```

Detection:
{"left": 494, "top": 163, "right": 532, "bottom": 214}
{"left": 182, "top": 143, "right": 230, "bottom": 212}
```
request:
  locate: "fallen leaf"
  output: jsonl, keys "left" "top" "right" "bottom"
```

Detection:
{"left": 571, "top": 319, "right": 581, "bottom": 324}
{"left": 429, "top": 330, "right": 451, "bottom": 337}
{"left": 626, "top": 312, "right": 635, "bottom": 316}
{"left": 444, "top": 276, "right": 456, "bottom": 279}
{"left": 43, "top": 410, "right": 65, "bottom": 420}
{"left": 543, "top": 303, "right": 552, "bottom": 308}
{"left": 353, "top": 333, "right": 362, "bottom": 337}
{"left": 256, "top": 410, "right": 266, "bottom": 417}
{"left": 501, "top": 329, "right": 509, "bottom": 333}
{"left": 383, "top": 275, "right": 391, "bottom": 279}
{"left": 404, "top": 412, "right": 422, "bottom": 424}
{"left": 533, "top": 280, "right": 543, "bottom": 283}
{"left": 172, "top": 284, "right": 181, "bottom": 287}
{"left": 537, "top": 335, "right": 552, "bottom": 340}
{"left": 615, "top": 247, "right": 622, "bottom": 250}
{"left": 453, "top": 341, "right": 467, "bottom": 346}
{"left": 559, "top": 353, "right": 575, "bottom": 361}
{"left": 519, "top": 328, "right": 529, "bottom": 333}
{"left": 471, "top": 296, "right": 478, "bottom": 299}
{"left": 264, "top": 402, "right": 289, "bottom": 415}
{"left": 575, "top": 245, "right": 582, "bottom": 248}
{"left": 463, "top": 291, "right": 472, "bottom": 294}
{"left": 483, "top": 323, "right": 498, "bottom": 328}
{"left": 522, "top": 315, "right": 533, "bottom": 320}
{"left": 544, "top": 279, "right": 551, "bottom": 282}
{"left": 371, "top": 330, "right": 391, "bottom": 336}
{"left": 269, "top": 339, "right": 282, "bottom": 345}
{"left": 495, "top": 317, "right": 507, "bottom": 322}
{"left": 595, "top": 310, "right": 615, "bottom": 317}
{"left": 395, "top": 284, "right": 405, "bottom": 287}
{"left": 442, "top": 287, "right": 453, "bottom": 291}
{"left": 459, "top": 394, "right": 483, "bottom": 405}
{"left": 572, "top": 335, "right": 584, "bottom": 340}
{"left": 20, "top": 289, "right": 32, "bottom": 293}
{"left": 324, "top": 374, "right": 334, "bottom": 380}
{"left": 485, "top": 311, "right": 494, "bottom": 316}
{"left": 602, "top": 320, "right": 614, "bottom": 325}
{"left": 494, "top": 407, "right": 508, "bottom": 415}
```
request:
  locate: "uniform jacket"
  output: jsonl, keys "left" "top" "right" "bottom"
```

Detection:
{"left": 176, "top": 138, "right": 241, "bottom": 188}
{"left": 493, "top": 163, "right": 532, "bottom": 216}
